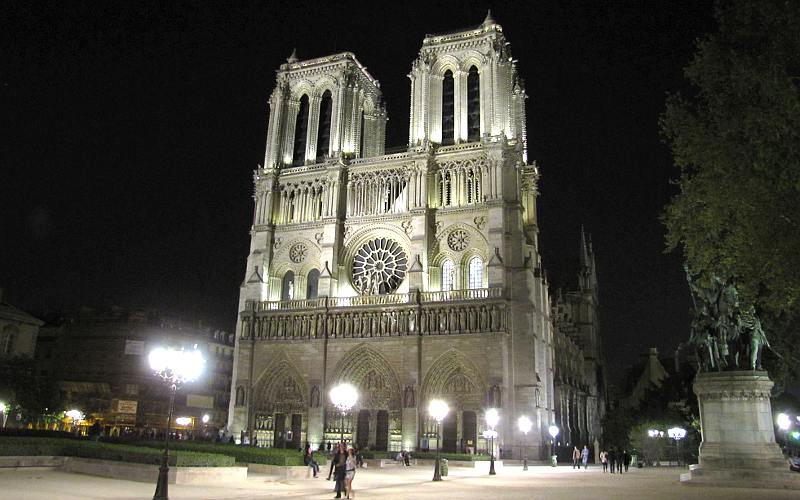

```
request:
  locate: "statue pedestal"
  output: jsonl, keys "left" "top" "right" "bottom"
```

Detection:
{"left": 681, "top": 371, "right": 800, "bottom": 489}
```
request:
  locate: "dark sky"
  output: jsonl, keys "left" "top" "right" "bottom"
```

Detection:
{"left": 2, "top": 1, "right": 715, "bottom": 377}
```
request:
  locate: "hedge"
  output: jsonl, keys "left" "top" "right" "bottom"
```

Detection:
{"left": 0, "top": 429, "right": 77, "bottom": 439}
{"left": 363, "top": 450, "right": 491, "bottom": 461}
{"left": 99, "top": 439, "right": 320, "bottom": 466}
{"left": 0, "top": 437, "right": 234, "bottom": 467}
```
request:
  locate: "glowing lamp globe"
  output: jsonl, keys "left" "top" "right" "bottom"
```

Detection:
{"left": 518, "top": 415, "right": 532, "bottom": 435}
{"left": 667, "top": 427, "right": 687, "bottom": 440}
{"left": 486, "top": 408, "right": 500, "bottom": 429}
{"left": 548, "top": 424, "right": 560, "bottom": 439}
{"left": 202, "top": 414, "right": 210, "bottom": 424}
{"left": 777, "top": 413, "right": 791, "bottom": 431}
{"left": 428, "top": 399, "right": 449, "bottom": 423}
{"left": 330, "top": 383, "right": 359, "bottom": 413}
{"left": 65, "top": 409, "right": 84, "bottom": 422}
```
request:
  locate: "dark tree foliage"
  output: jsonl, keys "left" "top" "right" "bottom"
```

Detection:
{"left": 0, "top": 357, "right": 64, "bottom": 423}
{"left": 660, "top": 0, "right": 800, "bottom": 386}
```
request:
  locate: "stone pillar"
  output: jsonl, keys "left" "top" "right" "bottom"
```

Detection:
{"left": 681, "top": 370, "right": 800, "bottom": 489}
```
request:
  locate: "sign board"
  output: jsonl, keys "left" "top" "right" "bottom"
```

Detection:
{"left": 124, "top": 340, "right": 145, "bottom": 355}
{"left": 116, "top": 399, "right": 138, "bottom": 414}
{"left": 186, "top": 394, "right": 214, "bottom": 409}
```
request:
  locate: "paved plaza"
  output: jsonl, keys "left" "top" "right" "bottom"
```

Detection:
{"left": 0, "top": 464, "right": 797, "bottom": 499}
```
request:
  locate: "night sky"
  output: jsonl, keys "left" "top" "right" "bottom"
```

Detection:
{"left": 2, "top": 1, "right": 715, "bottom": 382}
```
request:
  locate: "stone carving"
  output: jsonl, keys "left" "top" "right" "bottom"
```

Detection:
{"left": 447, "top": 229, "right": 470, "bottom": 251}
{"left": 488, "top": 384, "right": 502, "bottom": 408}
{"left": 273, "top": 237, "right": 283, "bottom": 250}
{"left": 314, "top": 232, "right": 324, "bottom": 244}
{"left": 473, "top": 216, "right": 486, "bottom": 230}
{"left": 684, "top": 265, "right": 771, "bottom": 371}
{"left": 352, "top": 237, "right": 408, "bottom": 295}
{"left": 310, "top": 385, "right": 320, "bottom": 408}
{"left": 403, "top": 385, "right": 416, "bottom": 408}
{"left": 289, "top": 243, "right": 307, "bottom": 263}
{"left": 401, "top": 219, "right": 413, "bottom": 236}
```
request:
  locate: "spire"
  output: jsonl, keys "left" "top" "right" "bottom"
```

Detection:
{"left": 482, "top": 9, "right": 496, "bottom": 28}
{"left": 579, "top": 225, "right": 589, "bottom": 268}
{"left": 286, "top": 48, "right": 298, "bottom": 63}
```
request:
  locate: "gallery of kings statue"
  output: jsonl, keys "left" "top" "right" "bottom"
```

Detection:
{"left": 226, "top": 15, "right": 607, "bottom": 461}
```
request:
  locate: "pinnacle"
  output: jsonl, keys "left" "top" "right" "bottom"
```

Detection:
{"left": 287, "top": 48, "right": 298, "bottom": 63}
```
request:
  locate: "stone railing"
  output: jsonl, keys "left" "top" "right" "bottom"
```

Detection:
{"left": 421, "top": 287, "right": 503, "bottom": 302}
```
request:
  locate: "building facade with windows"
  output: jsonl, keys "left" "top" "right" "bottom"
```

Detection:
{"left": 229, "top": 14, "right": 603, "bottom": 459}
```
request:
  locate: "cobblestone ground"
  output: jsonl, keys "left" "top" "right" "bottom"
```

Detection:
{"left": 0, "top": 464, "right": 797, "bottom": 499}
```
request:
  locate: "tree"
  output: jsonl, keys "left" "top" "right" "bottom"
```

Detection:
{"left": 661, "top": 0, "right": 800, "bottom": 383}
{"left": 0, "top": 357, "right": 64, "bottom": 424}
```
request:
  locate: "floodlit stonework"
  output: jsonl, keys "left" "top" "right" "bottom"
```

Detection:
{"left": 228, "top": 14, "right": 605, "bottom": 460}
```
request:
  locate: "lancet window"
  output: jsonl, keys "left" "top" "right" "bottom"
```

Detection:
{"left": 441, "top": 260, "right": 455, "bottom": 291}
{"left": 292, "top": 95, "right": 310, "bottom": 167}
{"left": 467, "top": 66, "right": 480, "bottom": 141}
{"left": 468, "top": 256, "right": 483, "bottom": 289}
{"left": 281, "top": 271, "right": 295, "bottom": 301}
{"left": 347, "top": 168, "right": 410, "bottom": 216}
{"left": 316, "top": 91, "right": 332, "bottom": 162}
{"left": 306, "top": 269, "right": 320, "bottom": 299}
{"left": 441, "top": 70, "right": 455, "bottom": 145}
{"left": 276, "top": 181, "right": 325, "bottom": 224}
{"left": 435, "top": 158, "right": 487, "bottom": 208}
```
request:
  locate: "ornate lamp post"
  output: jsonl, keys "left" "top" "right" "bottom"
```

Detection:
{"left": 429, "top": 399, "right": 449, "bottom": 481}
{"left": 667, "top": 427, "right": 687, "bottom": 466}
{"left": 329, "top": 383, "right": 358, "bottom": 444}
{"left": 149, "top": 347, "right": 205, "bottom": 500}
{"left": 485, "top": 408, "right": 499, "bottom": 475}
{"left": 548, "top": 424, "right": 560, "bottom": 467}
{"left": 517, "top": 416, "right": 532, "bottom": 471}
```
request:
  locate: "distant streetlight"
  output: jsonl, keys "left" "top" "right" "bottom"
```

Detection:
{"left": 548, "top": 425, "right": 560, "bottom": 467}
{"left": 65, "top": 409, "right": 84, "bottom": 433}
{"left": 667, "top": 427, "right": 687, "bottom": 466}
{"left": 202, "top": 414, "right": 210, "bottom": 424}
{"left": 0, "top": 401, "right": 7, "bottom": 428}
{"left": 429, "top": 399, "right": 449, "bottom": 482}
{"left": 149, "top": 347, "right": 205, "bottom": 500}
{"left": 329, "top": 383, "right": 358, "bottom": 444}
{"left": 485, "top": 408, "right": 499, "bottom": 475}
{"left": 517, "top": 416, "right": 532, "bottom": 471}
{"left": 175, "top": 417, "right": 192, "bottom": 427}
{"left": 777, "top": 413, "right": 791, "bottom": 431}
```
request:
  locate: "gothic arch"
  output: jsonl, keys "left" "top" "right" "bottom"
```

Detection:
{"left": 252, "top": 353, "right": 308, "bottom": 414}
{"left": 431, "top": 54, "right": 460, "bottom": 77}
{"left": 459, "top": 51, "right": 487, "bottom": 72}
{"left": 290, "top": 80, "right": 314, "bottom": 101}
{"left": 312, "top": 76, "right": 338, "bottom": 98}
{"left": 330, "top": 344, "right": 402, "bottom": 409}
{"left": 421, "top": 349, "right": 485, "bottom": 409}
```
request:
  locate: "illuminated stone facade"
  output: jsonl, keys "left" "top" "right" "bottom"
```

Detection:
{"left": 228, "top": 14, "right": 603, "bottom": 460}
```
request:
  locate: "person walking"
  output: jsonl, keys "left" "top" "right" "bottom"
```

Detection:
{"left": 617, "top": 449, "right": 624, "bottom": 474}
{"left": 333, "top": 444, "right": 347, "bottom": 498}
{"left": 622, "top": 449, "right": 631, "bottom": 473}
{"left": 572, "top": 446, "right": 581, "bottom": 469}
{"left": 609, "top": 448, "right": 617, "bottom": 474}
{"left": 328, "top": 442, "right": 343, "bottom": 481}
{"left": 600, "top": 450, "right": 608, "bottom": 472}
{"left": 345, "top": 448, "right": 357, "bottom": 499}
{"left": 581, "top": 445, "right": 590, "bottom": 469}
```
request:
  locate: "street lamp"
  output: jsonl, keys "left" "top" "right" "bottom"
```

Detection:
{"left": 548, "top": 425, "right": 559, "bottom": 467}
{"left": 485, "top": 408, "right": 499, "bottom": 475}
{"left": 329, "top": 383, "right": 358, "bottom": 444}
{"left": 517, "top": 416, "right": 532, "bottom": 471}
{"left": 65, "top": 409, "right": 84, "bottom": 434}
{"left": 667, "top": 427, "right": 687, "bottom": 466}
{"left": 429, "top": 399, "right": 449, "bottom": 481}
{"left": 202, "top": 414, "right": 210, "bottom": 424}
{"left": 0, "top": 401, "right": 7, "bottom": 428}
{"left": 148, "top": 347, "right": 205, "bottom": 500}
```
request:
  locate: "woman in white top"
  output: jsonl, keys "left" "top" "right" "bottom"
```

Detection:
{"left": 345, "top": 448, "right": 357, "bottom": 499}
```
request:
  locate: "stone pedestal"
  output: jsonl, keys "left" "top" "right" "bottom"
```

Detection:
{"left": 680, "top": 371, "right": 800, "bottom": 489}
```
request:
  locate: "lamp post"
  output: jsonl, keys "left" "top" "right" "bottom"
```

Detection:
{"left": 149, "top": 347, "right": 205, "bottom": 500}
{"left": 485, "top": 408, "right": 499, "bottom": 475}
{"left": 429, "top": 399, "right": 449, "bottom": 481}
{"left": 548, "top": 425, "right": 559, "bottom": 467}
{"left": 65, "top": 409, "right": 84, "bottom": 434}
{"left": 667, "top": 427, "right": 687, "bottom": 466}
{"left": 777, "top": 412, "right": 791, "bottom": 453}
{"left": 329, "top": 383, "right": 358, "bottom": 444}
{"left": 0, "top": 401, "right": 6, "bottom": 428}
{"left": 517, "top": 416, "right": 532, "bottom": 471}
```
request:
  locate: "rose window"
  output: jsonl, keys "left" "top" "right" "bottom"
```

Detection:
{"left": 352, "top": 237, "right": 408, "bottom": 295}
{"left": 447, "top": 229, "right": 470, "bottom": 251}
{"left": 289, "top": 243, "right": 307, "bottom": 263}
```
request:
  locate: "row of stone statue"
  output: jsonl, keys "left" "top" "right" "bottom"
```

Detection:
{"left": 241, "top": 304, "right": 508, "bottom": 340}
{"left": 684, "top": 265, "right": 770, "bottom": 371}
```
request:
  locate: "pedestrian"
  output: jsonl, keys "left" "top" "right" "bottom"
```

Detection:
{"left": 622, "top": 449, "right": 630, "bottom": 473}
{"left": 345, "top": 448, "right": 357, "bottom": 499}
{"left": 333, "top": 444, "right": 347, "bottom": 499}
{"left": 572, "top": 446, "right": 581, "bottom": 469}
{"left": 404, "top": 450, "right": 411, "bottom": 466}
{"left": 328, "top": 442, "right": 343, "bottom": 481}
{"left": 617, "top": 450, "right": 623, "bottom": 473}
{"left": 581, "top": 445, "right": 589, "bottom": 469}
{"left": 609, "top": 448, "right": 617, "bottom": 474}
{"left": 304, "top": 443, "right": 320, "bottom": 478}
{"left": 601, "top": 450, "right": 608, "bottom": 472}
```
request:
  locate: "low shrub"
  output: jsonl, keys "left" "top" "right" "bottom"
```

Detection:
{"left": 0, "top": 437, "right": 234, "bottom": 467}
{"left": 0, "top": 429, "right": 76, "bottom": 439}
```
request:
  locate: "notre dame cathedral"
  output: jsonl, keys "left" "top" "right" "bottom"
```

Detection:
{"left": 228, "top": 14, "right": 605, "bottom": 460}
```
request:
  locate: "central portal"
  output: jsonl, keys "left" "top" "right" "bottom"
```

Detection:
{"left": 354, "top": 409, "right": 390, "bottom": 451}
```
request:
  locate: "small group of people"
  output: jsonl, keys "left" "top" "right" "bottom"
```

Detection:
{"left": 599, "top": 448, "right": 631, "bottom": 473}
{"left": 315, "top": 441, "right": 357, "bottom": 499}
{"left": 394, "top": 450, "right": 412, "bottom": 466}
{"left": 571, "top": 445, "right": 590, "bottom": 469}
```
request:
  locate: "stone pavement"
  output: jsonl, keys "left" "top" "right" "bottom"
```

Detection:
{"left": 0, "top": 464, "right": 797, "bottom": 499}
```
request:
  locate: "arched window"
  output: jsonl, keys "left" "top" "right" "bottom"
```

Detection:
{"left": 315, "top": 91, "right": 332, "bottom": 162}
{"left": 281, "top": 270, "right": 295, "bottom": 301}
{"left": 467, "top": 66, "right": 480, "bottom": 141}
{"left": 306, "top": 269, "right": 320, "bottom": 299}
{"left": 441, "top": 70, "right": 455, "bottom": 145}
{"left": 359, "top": 111, "right": 366, "bottom": 158}
{"left": 441, "top": 260, "right": 455, "bottom": 291}
{"left": 1, "top": 325, "right": 18, "bottom": 355}
{"left": 468, "top": 256, "right": 483, "bottom": 289}
{"left": 440, "top": 171, "right": 452, "bottom": 207}
{"left": 292, "top": 95, "right": 309, "bottom": 167}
